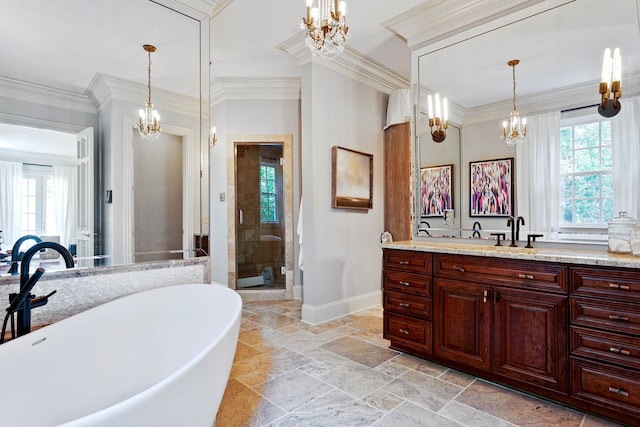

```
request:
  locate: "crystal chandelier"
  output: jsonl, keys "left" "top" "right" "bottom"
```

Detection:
{"left": 138, "top": 44, "right": 161, "bottom": 140}
{"left": 301, "top": 0, "right": 349, "bottom": 60}
{"left": 427, "top": 93, "right": 448, "bottom": 143}
{"left": 598, "top": 47, "right": 622, "bottom": 118}
{"left": 501, "top": 59, "right": 527, "bottom": 146}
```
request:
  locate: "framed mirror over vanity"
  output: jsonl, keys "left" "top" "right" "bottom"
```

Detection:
{"left": 0, "top": 0, "right": 210, "bottom": 276}
{"left": 412, "top": 0, "right": 640, "bottom": 244}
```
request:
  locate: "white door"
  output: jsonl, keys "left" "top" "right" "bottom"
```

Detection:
{"left": 75, "top": 127, "right": 94, "bottom": 266}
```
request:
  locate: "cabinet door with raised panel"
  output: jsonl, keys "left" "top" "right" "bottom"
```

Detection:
{"left": 493, "top": 287, "right": 568, "bottom": 393}
{"left": 434, "top": 278, "right": 491, "bottom": 370}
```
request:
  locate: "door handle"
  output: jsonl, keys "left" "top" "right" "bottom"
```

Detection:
{"left": 239, "top": 209, "right": 244, "bottom": 225}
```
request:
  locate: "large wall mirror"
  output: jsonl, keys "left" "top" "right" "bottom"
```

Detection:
{"left": 415, "top": 0, "right": 640, "bottom": 242}
{"left": 0, "top": 0, "right": 210, "bottom": 275}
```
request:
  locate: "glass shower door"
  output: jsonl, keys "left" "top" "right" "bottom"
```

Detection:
{"left": 235, "top": 143, "right": 285, "bottom": 289}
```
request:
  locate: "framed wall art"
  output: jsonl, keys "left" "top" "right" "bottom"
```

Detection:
{"left": 331, "top": 146, "right": 373, "bottom": 210}
{"left": 470, "top": 157, "right": 513, "bottom": 217}
{"left": 419, "top": 164, "right": 453, "bottom": 217}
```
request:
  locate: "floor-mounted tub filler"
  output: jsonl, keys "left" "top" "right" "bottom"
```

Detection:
{"left": 0, "top": 283, "right": 242, "bottom": 427}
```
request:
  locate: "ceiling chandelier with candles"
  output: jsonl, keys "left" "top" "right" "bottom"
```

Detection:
{"left": 501, "top": 59, "right": 527, "bottom": 146}
{"left": 598, "top": 47, "right": 622, "bottom": 118}
{"left": 427, "top": 93, "right": 448, "bottom": 143}
{"left": 301, "top": 0, "right": 349, "bottom": 60}
{"left": 138, "top": 44, "right": 161, "bottom": 140}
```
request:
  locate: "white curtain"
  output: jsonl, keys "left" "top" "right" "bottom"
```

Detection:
{"left": 53, "top": 166, "right": 77, "bottom": 248}
{"left": 516, "top": 111, "right": 561, "bottom": 234}
{"left": 612, "top": 96, "right": 640, "bottom": 219}
{"left": 0, "top": 160, "right": 23, "bottom": 247}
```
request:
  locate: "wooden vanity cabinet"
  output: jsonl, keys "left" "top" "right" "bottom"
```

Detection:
{"left": 570, "top": 266, "right": 640, "bottom": 420}
{"left": 382, "top": 247, "right": 640, "bottom": 424}
{"left": 433, "top": 254, "right": 568, "bottom": 394}
{"left": 382, "top": 250, "right": 432, "bottom": 358}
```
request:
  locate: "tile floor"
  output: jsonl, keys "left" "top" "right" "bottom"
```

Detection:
{"left": 215, "top": 300, "right": 626, "bottom": 427}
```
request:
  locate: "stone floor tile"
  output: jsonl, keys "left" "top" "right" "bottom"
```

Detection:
{"left": 373, "top": 401, "right": 463, "bottom": 427}
{"left": 321, "top": 336, "right": 399, "bottom": 368}
{"left": 383, "top": 370, "right": 463, "bottom": 412}
{"left": 438, "top": 401, "right": 518, "bottom": 427}
{"left": 215, "top": 378, "right": 286, "bottom": 427}
{"left": 254, "top": 369, "right": 334, "bottom": 412}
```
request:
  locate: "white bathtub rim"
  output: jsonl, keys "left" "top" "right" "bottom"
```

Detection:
{"left": 50, "top": 283, "right": 242, "bottom": 426}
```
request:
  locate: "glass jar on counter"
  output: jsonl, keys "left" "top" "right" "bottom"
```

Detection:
{"left": 608, "top": 211, "right": 637, "bottom": 254}
{"left": 631, "top": 226, "right": 640, "bottom": 256}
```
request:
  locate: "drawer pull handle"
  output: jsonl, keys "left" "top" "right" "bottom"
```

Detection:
{"left": 483, "top": 290, "right": 488, "bottom": 303}
{"left": 398, "top": 261, "right": 409, "bottom": 265}
{"left": 609, "top": 283, "right": 631, "bottom": 290}
{"left": 398, "top": 303, "right": 410, "bottom": 308}
{"left": 398, "top": 328, "right": 410, "bottom": 335}
{"left": 453, "top": 265, "right": 465, "bottom": 272}
{"left": 518, "top": 274, "right": 534, "bottom": 280}
{"left": 609, "top": 314, "right": 630, "bottom": 322}
{"left": 399, "top": 281, "right": 410, "bottom": 286}
{"left": 610, "top": 347, "right": 631, "bottom": 356}
{"left": 608, "top": 387, "right": 629, "bottom": 397}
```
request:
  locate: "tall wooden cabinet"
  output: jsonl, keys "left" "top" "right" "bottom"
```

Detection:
{"left": 383, "top": 123, "right": 411, "bottom": 241}
{"left": 383, "top": 247, "right": 640, "bottom": 425}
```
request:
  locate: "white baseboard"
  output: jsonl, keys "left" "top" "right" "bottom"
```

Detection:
{"left": 293, "top": 284, "right": 303, "bottom": 300}
{"left": 301, "top": 290, "right": 382, "bottom": 325}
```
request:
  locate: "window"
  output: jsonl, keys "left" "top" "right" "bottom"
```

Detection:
{"left": 559, "top": 114, "right": 613, "bottom": 227}
{"left": 260, "top": 161, "right": 278, "bottom": 223}
{"left": 21, "top": 165, "right": 56, "bottom": 237}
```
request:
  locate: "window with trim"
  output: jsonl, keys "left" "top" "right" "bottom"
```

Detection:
{"left": 21, "top": 164, "right": 56, "bottom": 237}
{"left": 260, "top": 160, "right": 278, "bottom": 223}
{"left": 559, "top": 113, "right": 613, "bottom": 228}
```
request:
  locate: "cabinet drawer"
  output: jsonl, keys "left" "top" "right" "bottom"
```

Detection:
{"left": 383, "top": 291, "right": 432, "bottom": 320}
{"left": 571, "top": 296, "right": 640, "bottom": 336}
{"left": 572, "top": 266, "right": 640, "bottom": 302}
{"left": 571, "top": 326, "right": 640, "bottom": 370}
{"left": 433, "top": 254, "right": 567, "bottom": 293}
{"left": 383, "top": 270, "right": 431, "bottom": 297}
{"left": 571, "top": 357, "right": 640, "bottom": 417}
{"left": 384, "top": 312, "right": 432, "bottom": 349}
{"left": 383, "top": 249, "right": 431, "bottom": 274}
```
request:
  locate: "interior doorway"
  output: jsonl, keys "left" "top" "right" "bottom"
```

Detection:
{"left": 133, "top": 132, "right": 183, "bottom": 262}
{"left": 227, "top": 134, "right": 294, "bottom": 299}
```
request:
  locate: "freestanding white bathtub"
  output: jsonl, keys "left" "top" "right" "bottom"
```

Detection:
{"left": 0, "top": 283, "right": 242, "bottom": 427}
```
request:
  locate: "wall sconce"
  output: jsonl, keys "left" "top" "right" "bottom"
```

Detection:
{"left": 210, "top": 126, "right": 217, "bottom": 146}
{"left": 427, "top": 93, "right": 448, "bottom": 143}
{"left": 598, "top": 47, "right": 622, "bottom": 118}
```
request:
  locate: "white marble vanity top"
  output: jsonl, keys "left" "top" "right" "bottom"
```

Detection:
{"left": 382, "top": 240, "right": 640, "bottom": 269}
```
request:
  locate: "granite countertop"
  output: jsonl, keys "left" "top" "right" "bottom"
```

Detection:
{"left": 382, "top": 240, "right": 640, "bottom": 269}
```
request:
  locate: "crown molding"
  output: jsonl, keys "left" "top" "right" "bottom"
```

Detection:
{"left": 384, "top": 0, "right": 572, "bottom": 51}
{"left": 210, "top": 77, "right": 301, "bottom": 106}
{"left": 87, "top": 73, "right": 200, "bottom": 118}
{"left": 0, "top": 76, "right": 96, "bottom": 114}
{"left": 211, "top": 0, "right": 233, "bottom": 18}
{"left": 277, "top": 33, "right": 409, "bottom": 95}
{"left": 462, "top": 70, "right": 640, "bottom": 125}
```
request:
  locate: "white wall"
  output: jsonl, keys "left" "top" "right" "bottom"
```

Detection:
{"left": 301, "top": 62, "right": 388, "bottom": 324}
{"left": 209, "top": 98, "right": 300, "bottom": 286}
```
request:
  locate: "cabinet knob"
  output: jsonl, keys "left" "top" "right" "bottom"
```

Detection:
{"left": 398, "top": 328, "right": 410, "bottom": 335}
{"left": 608, "top": 386, "right": 630, "bottom": 397}
{"left": 609, "top": 347, "right": 631, "bottom": 356}
{"left": 609, "top": 283, "right": 631, "bottom": 290}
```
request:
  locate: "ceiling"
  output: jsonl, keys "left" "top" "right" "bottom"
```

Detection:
{"left": 1, "top": 0, "right": 638, "bottom": 112}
